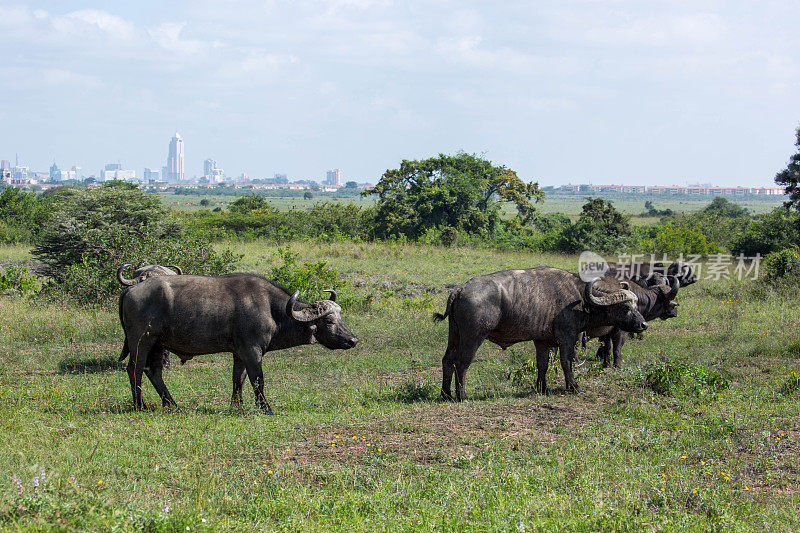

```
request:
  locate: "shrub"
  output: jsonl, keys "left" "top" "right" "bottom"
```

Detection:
{"left": 269, "top": 248, "right": 344, "bottom": 302}
{"left": 229, "top": 193, "right": 273, "bottom": 214}
{"left": 0, "top": 186, "right": 53, "bottom": 243}
{"left": 761, "top": 247, "right": 800, "bottom": 283}
{"left": 32, "top": 183, "right": 238, "bottom": 305}
{"left": 0, "top": 264, "right": 40, "bottom": 296}
{"left": 651, "top": 224, "right": 716, "bottom": 256}
{"left": 780, "top": 372, "right": 800, "bottom": 396}
{"left": 645, "top": 361, "right": 729, "bottom": 398}
{"left": 439, "top": 226, "right": 458, "bottom": 247}
{"left": 732, "top": 208, "right": 799, "bottom": 257}
{"left": 558, "top": 198, "right": 632, "bottom": 253}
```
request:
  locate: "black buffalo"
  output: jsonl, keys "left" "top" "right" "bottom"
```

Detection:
{"left": 585, "top": 274, "right": 680, "bottom": 368}
{"left": 433, "top": 267, "right": 647, "bottom": 400}
{"left": 119, "top": 274, "right": 358, "bottom": 413}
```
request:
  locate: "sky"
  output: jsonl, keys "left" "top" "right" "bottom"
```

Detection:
{"left": 1, "top": 1, "right": 798, "bottom": 186}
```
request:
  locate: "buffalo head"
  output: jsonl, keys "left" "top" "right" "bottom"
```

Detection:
{"left": 117, "top": 264, "right": 183, "bottom": 286}
{"left": 585, "top": 279, "right": 648, "bottom": 333}
{"left": 286, "top": 289, "right": 359, "bottom": 349}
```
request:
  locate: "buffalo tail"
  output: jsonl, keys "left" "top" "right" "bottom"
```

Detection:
{"left": 432, "top": 287, "right": 462, "bottom": 323}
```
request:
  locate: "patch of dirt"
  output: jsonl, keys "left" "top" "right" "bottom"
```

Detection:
{"left": 285, "top": 399, "right": 598, "bottom": 467}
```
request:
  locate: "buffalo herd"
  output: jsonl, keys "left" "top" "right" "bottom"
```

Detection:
{"left": 115, "top": 260, "right": 694, "bottom": 412}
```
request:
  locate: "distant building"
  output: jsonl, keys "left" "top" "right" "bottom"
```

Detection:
{"left": 203, "top": 159, "right": 225, "bottom": 183}
{"left": 49, "top": 162, "right": 59, "bottom": 181}
{"left": 558, "top": 184, "right": 786, "bottom": 196}
{"left": 165, "top": 132, "right": 185, "bottom": 182}
{"left": 143, "top": 167, "right": 161, "bottom": 181}
{"left": 101, "top": 162, "right": 135, "bottom": 181}
{"left": 0, "top": 160, "right": 11, "bottom": 171}
{"left": 274, "top": 173, "right": 288, "bottom": 184}
{"left": 325, "top": 168, "right": 342, "bottom": 187}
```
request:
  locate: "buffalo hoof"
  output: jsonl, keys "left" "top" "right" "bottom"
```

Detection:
{"left": 440, "top": 391, "right": 456, "bottom": 402}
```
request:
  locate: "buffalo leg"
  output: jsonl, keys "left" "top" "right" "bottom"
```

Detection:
{"left": 534, "top": 342, "right": 550, "bottom": 394}
{"left": 441, "top": 319, "right": 461, "bottom": 401}
{"left": 143, "top": 346, "right": 177, "bottom": 408}
{"left": 597, "top": 334, "right": 612, "bottom": 368}
{"left": 454, "top": 338, "right": 483, "bottom": 402}
{"left": 558, "top": 336, "right": 580, "bottom": 392}
{"left": 230, "top": 356, "right": 247, "bottom": 407}
{"left": 238, "top": 347, "right": 273, "bottom": 414}
{"left": 127, "top": 333, "right": 156, "bottom": 410}
{"left": 611, "top": 330, "right": 628, "bottom": 368}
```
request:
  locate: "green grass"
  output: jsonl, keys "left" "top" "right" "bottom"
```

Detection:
{"left": 0, "top": 243, "right": 798, "bottom": 530}
{"left": 157, "top": 191, "right": 784, "bottom": 219}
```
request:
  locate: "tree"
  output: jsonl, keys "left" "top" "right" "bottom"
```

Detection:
{"left": 32, "top": 182, "right": 237, "bottom": 303}
{"left": 702, "top": 197, "right": 749, "bottom": 218}
{"left": 303, "top": 191, "right": 314, "bottom": 200}
{"left": 229, "top": 193, "right": 271, "bottom": 213}
{"left": 362, "top": 152, "right": 543, "bottom": 239}
{"left": 559, "top": 198, "right": 632, "bottom": 253}
{"left": 344, "top": 181, "right": 358, "bottom": 189}
{"left": 200, "top": 198, "right": 210, "bottom": 207}
{"left": 776, "top": 126, "right": 800, "bottom": 211}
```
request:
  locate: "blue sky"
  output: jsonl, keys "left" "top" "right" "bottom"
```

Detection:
{"left": 1, "top": 1, "right": 798, "bottom": 185}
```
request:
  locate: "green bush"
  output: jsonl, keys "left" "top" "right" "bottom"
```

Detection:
{"left": 32, "top": 182, "right": 238, "bottom": 305}
{"left": 0, "top": 264, "right": 40, "bottom": 296}
{"left": 645, "top": 361, "right": 730, "bottom": 398}
{"left": 0, "top": 186, "right": 53, "bottom": 243}
{"left": 732, "top": 208, "right": 799, "bottom": 257}
{"left": 557, "top": 198, "right": 632, "bottom": 253}
{"left": 780, "top": 372, "right": 800, "bottom": 396}
{"left": 761, "top": 247, "right": 800, "bottom": 283}
{"left": 269, "top": 248, "right": 344, "bottom": 302}
{"left": 651, "top": 224, "right": 716, "bottom": 256}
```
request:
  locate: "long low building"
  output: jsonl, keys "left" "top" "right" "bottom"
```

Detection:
{"left": 558, "top": 184, "right": 786, "bottom": 195}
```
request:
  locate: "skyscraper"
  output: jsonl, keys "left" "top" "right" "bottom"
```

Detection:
{"left": 203, "top": 159, "right": 224, "bottom": 183}
{"left": 325, "top": 169, "right": 342, "bottom": 187}
{"left": 166, "top": 132, "right": 184, "bottom": 182}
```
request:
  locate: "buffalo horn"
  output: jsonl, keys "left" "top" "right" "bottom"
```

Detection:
{"left": 287, "top": 291, "right": 338, "bottom": 322}
{"left": 117, "top": 264, "right": 135, "bottom": 286}
{"left": 323, "top": 288, "right": 337, "bottom": 302}
{"left": 666, "top": 275, "right": 680, "bottom": 298}
{"left": 585, "top": 279, "right": 637, "bottom": 307}
{"left": 166, "top": 264, "right": 183, "bottom": 275}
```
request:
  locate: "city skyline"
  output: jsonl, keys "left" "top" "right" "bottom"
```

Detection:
{"left": 1, "top": 2, "right": 799, "bottom": 186}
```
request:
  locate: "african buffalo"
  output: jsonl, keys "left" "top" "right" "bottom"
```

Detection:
{"left": 586, "top": 274, "right": 680, "bottom": 368}
{"left": 603, "top": 261, "right": 697, "bottom": 286}
{"left": 117, "top": 263, "right": 183, "bottom": 369}
{"left": 432, "top": 267, "right": 647, "bottom": 400}
{"left": 119, "top": 274, "right": 358, "bottom": 413}
{"left": 117, "top": 264, "right": 183, "bottom": 286}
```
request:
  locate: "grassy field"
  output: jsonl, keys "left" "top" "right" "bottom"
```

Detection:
{"left": 1, "top": 241, "right": 799, "bottom": 531}
{"left": 157, "top": 192, "right": 785, "bottom": 219}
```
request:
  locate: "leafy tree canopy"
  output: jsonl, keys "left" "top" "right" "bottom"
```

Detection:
{"left": 362, "top": 152, "right": 543, "bottom": 239}
{"left": 229, "top": 193, "right": 275, "bottom": 214}
{"left": 701, "top": 197, "right": 749, "bottom": 218}
{"left": 776, "top": 127, "right": 800, "bottom": 211}
{"left": 559, "top": 198, "right": 632, "bottom": 253}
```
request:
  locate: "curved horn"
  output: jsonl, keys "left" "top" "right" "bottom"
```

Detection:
{"left": 286, "top": 291, "right": 337, "bottom": 322}
{"left": 166, "top": 264, "right": 183, "bottom": 275}
{"left": 323, "top": 288, "right": 337, "bottom": 302}
{"left": 117, "top": 264, "right": 135, "bottom": 286}
{"left": 585, "top": 279, "right": 637, "bottom": 307}
{"left": 620, "top": 281, "right": 630, "bottom": 290}
{"left": 667, "top": 275, "right": 680, "bottom": 298}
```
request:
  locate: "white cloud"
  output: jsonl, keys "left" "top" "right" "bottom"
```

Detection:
{"left": 148, "top": 22, "right": 209, "bottom": 55}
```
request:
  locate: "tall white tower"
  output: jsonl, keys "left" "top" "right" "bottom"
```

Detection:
{"left": 166, "top": 132, "right": 184, "bottom": 182}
